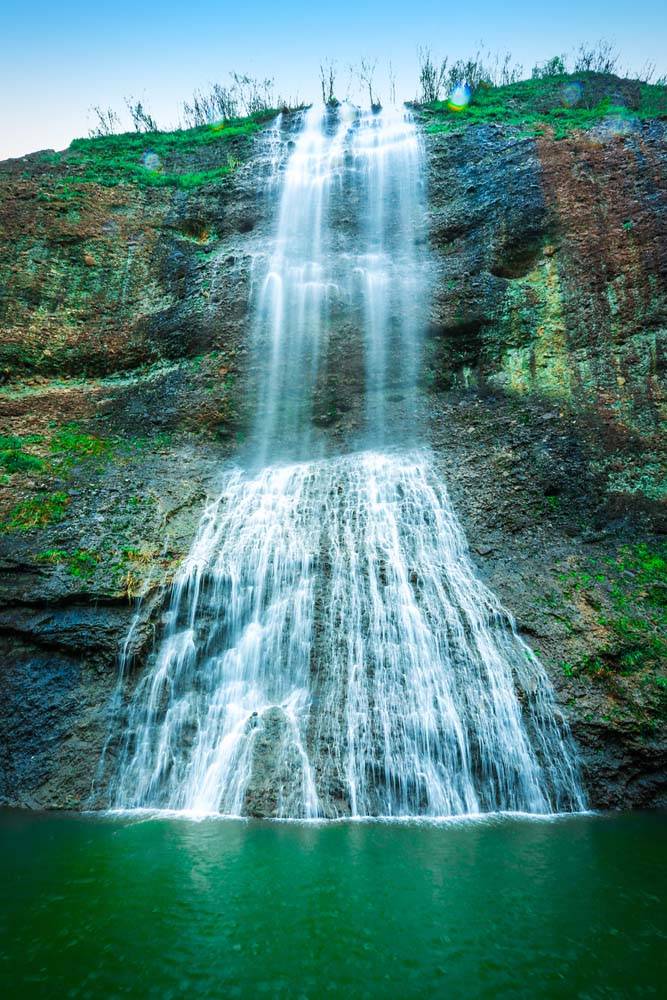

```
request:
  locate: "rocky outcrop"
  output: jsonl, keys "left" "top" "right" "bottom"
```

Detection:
{"left": 422, "top": 104, "right": 666, "bottom": 808}
{"left": 1, "top": 79, "right": 665, "bottom": 811}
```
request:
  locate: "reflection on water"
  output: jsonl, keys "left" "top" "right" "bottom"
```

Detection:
{"left": 0, "top": 811, "right": 665, "bottom": 997}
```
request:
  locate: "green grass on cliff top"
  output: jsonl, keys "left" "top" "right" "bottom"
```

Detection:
{"left": 59, "top": 109, "right": 279, "bottom": 189}
{"left": 37, "top": 76, "right": 667, "bottom": 191}
{"left": 420, "top": 73, "right": 667, "bottom": 137}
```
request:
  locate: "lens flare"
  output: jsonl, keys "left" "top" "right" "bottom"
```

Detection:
{"left": 596, "top": 113, "right": 638, "bottom": 138}
{"left": 447, "top": 83, "right": 472, "bottom": 112}
{"left": 142, "top": 151, "right": 161, "bottom": 172}
{"left": 561, "top": 82, "right": 583, "bottom": 108}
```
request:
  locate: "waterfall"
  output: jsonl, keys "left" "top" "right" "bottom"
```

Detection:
{"left": 251, "top": 105, "right": 427, "bottom": 462}
{"left": 109, "top": 106, "right": 585, "bottom": 818}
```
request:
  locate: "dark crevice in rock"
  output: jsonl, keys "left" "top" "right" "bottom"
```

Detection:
{"left": 489, "top": 245, "right": 544, "bottom": 279}
{"left": 427, "top": 319, "right": 484, "bottom": 341}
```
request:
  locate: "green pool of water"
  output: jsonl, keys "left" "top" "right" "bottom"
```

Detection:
{"left": 0, "top": 810, "right": 664, "bottom": 997}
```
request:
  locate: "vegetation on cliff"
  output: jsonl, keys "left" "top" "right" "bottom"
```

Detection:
{"left": 48, "top": 111, "right": 278, "bottom": 191}
{"left": 62, "top": 73, "right": 667, "bottom": 195}
{"left": 555, "top": 541, "right": 667, "bottom": 729}
{"left": 420, "top": 73, "right": 667, "bottom": 137}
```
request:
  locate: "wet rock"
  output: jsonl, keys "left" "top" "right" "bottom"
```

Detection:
{"left": 243, "top": 707, "right": 310, "bottom": 818}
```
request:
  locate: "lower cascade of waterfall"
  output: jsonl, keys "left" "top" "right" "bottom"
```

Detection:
{"left": 110, "top": 450, "right": 585, "bottom": 818}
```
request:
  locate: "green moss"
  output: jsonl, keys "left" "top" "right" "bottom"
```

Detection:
{"left": 421, "top": 74, "right": 667, "bottom": 138}
{"left": 0, "top": 434, "right": 46, "bottom": 475}
{"left": 560, "top": 541, "right": 667, "bottom": 678}
{"left": 0, "top": 425, "right": 115, "bottom": 492}
{"left": 0, "top": 451, "right": 44, "bottom": 474}
{"left": 561, "top": 655, "right": 608, "bottom": 677}
{"left": 491, "top": 254, "right": 572, "bottom": 397}
{"left": 38, "top": 548, "right": 99, "bottom": 578}
{"left": 37, "top": 543, "right": 160, "bottom": 591}
{"left": 49, "top": 426, "right": 110, "bottom": 458}
{"left": 1, "top": 492, "right": 70, "bottom": 531}
{"left": 35, "top": 185, "right": 83, "bottom": 204}
{"left": 117, "top": 431, "right": 174, "bottom": 454}
{"left": 610, "top": 542, "right": 667, "bottom": 611}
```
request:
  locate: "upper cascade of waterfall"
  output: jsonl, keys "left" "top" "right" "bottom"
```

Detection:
{"left": 105, "top": 104, "right": 585, "bottom": 820}
{"left": 251, "top": 104, "right": 428, "bottom": 465}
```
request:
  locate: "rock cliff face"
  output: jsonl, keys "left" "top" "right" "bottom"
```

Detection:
{"left": 1, "top": 76, "right": 665, "bottom": 811}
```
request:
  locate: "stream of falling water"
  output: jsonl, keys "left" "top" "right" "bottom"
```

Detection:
{"left": 109, "top": 106, "right": 585, "bottom": 818}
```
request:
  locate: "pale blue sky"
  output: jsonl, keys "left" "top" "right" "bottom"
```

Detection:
{"left": 1, "top": 0, "right": 665, "bottom": 158}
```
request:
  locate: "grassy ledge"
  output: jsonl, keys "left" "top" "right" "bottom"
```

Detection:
{"left": 419, "top": 73, "right": 667, "bottom": 138}
{"left": 50, "top": 109, "right": 281, "bottom": 190}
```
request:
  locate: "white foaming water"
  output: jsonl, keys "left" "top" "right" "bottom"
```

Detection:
{"left": 112, "top": 452, "right": 584, "bottom": 816}
{"left": 109, "top": 107, "right": 585, "bottom": 817}
{"left": 251, "top": 105, "right": 427, "bottom": 462}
